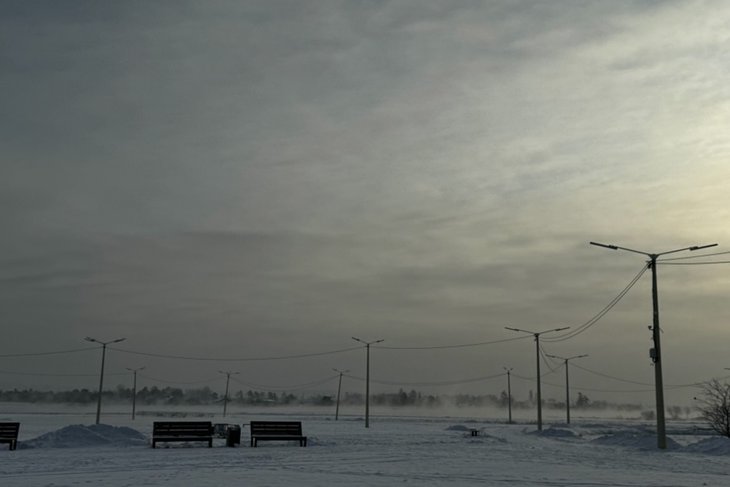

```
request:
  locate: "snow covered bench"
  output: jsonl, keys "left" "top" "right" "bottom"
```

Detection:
{"left": 151, "top": 421, "right": 213, "bottom": 448}
{"left": 0, "top": 422, "right": 20, "bottom": 451}
{"left": 250, "top": 421, "right": 307, "bottom": 447}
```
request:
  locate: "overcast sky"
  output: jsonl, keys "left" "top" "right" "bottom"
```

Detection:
{"left": 2, "top": 1, "right": 730, "bottom": 407}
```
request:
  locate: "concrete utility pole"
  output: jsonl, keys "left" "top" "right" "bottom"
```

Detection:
{"left": 546, "top": 354, "right": 587, "bottom": 424}
{"left": 352, "top": 337, "right": 384, "bottom": 428}
{"left": 85, "top": 336, "right": 126, "bottom": 425}
{"left": 505, "top": 327, "right": 569, "bottom": 431}
{"left": 590, "top": 240, "right": 717, "bottom": 449}
{"left": 219, "top": 371, "right": 240, "bottom": 417}
{"left": 125, "top": 366, "right": 145, "bottom": 420}
{"left": 333, "top": 368, "right": 349, "bottom": 420}
{"left": 503, "top": 367, "right": 513, "bottom": 424}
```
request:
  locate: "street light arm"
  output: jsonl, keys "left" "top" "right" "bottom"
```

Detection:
{"left": 591, "top": 241, "right": 649, "bottom": 256}
{"left": 505, "top": 326, "right": 532, "bottom": 335}
{"left": 690, "top": 243, "right": 718, "bottom": 251}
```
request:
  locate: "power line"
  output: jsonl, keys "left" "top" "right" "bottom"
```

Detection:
{"left": 375, "top": 335, "right": 531, "bottom": 350}
{"left": 230, "top": 374, "right": 339, "bottom": 392}
{"left": 0, "top": 346, "right": 98, "bottom": 358}
{"left": 659, "top": 261, "right": 730, "bottom": 266}
{"left": 543, "top": 263, "right": 649, "bottom": 343}
{"left": 659, "top": 250, "right": 730, "bottom": 261}
{"left": 107, "top": 345, "right": 362, "bottom": 362}
{"left": 0, "top": 369, "right": 125, "bottom": 377}
{"left": 344, "top": 371, "right": 506, "bottom": 387}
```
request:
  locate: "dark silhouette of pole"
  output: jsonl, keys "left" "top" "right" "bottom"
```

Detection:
{"left": 85, "top": 336, "right": 126, "bottom": 425}
{"left": 505, "top": 327, "right": 568, "bottom": 431}
{"left": 352, "top": 337, "right": 383, "bottom": 428}
{"left": 503, "top": 367, "right": 513, "bottom": 424}
{"left": 546, "top": 354, "right": 587, "bottom": 424}
{"left": 219, "top": 370, "right": 240, "bottom": 417}
{"left": 125, "top": 366, "right": 145, "bottom": 420}
{"left": 591, "top": 240, "right": 717, "bottom": 449}
{"left": 333, "top": 368, "right": 349, "bottom": 420}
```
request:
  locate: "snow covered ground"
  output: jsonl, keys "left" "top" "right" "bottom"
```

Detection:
{"left": 1, "top": 404, "right": 729, "bottom": 486}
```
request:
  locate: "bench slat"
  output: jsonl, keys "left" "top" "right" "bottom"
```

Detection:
{"left": 0, "top": 422, "right": 20, "bottom": 451}
{"left": 250, "top": 421, "right": 306, "bottom": 447}
{"left": 152, "top": 421, "right": 213, "bottom": 448}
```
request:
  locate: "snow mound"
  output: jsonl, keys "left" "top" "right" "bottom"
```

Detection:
{"left": 684, "top": 436, "right": 730, "bottom": 455}
{"left": 590, "top": 430, "right": 680, "bottom": 450}
{"left": 445, "top": 424, "right": 471, "bottom": 431}
{"left": 532, "top": 427, "right": 578, "bottom": 438}
{"left": 20, "top": 424, "right": 147, "bottom": 449}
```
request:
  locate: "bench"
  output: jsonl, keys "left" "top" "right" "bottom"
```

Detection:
{"left": 151, "top": 421, "right": 213, "bottom": 448}
{"left": 250, "top": 421, "right": 307, "bottom": 447}
{"left": 0, "top": 422, "right": 20, "bottom": 451}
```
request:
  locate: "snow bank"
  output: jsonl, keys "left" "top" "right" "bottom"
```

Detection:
{"left": 590, "top": 429, "right": 681, "bottom": 450}
{"left": 684, "top": 436, "right": 730, "bottom": 455}
{"left": 19, "top": 424, "right": 148, "bottom": 449}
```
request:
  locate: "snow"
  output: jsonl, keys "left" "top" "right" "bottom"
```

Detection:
{"left": 1, "top": 405, "right": 730, "bottom": 486}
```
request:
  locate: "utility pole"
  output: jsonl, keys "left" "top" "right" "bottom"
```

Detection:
{"left": 333, "top": 368, "right": 349, "bottom": 420}
{"left": 505, "top": 327, "right": 569, "bottom": 431}
{"left": 85, "top": 336, "right": 126, "bottom": 425}
{"left": 125, "top": 366, "right": 145, "bottom": 420}
{"left": 503, "top": 367, "right": 513, "bottom": 424}
{"left": 546, "top": 354, "right": 587, "bottom": 424}
{"left": 219, "top": 371, "right": 240, "bottom": 417}
{"left": 591, "top": 240, "right": 717, "bottom": 449}
{"left": 352, "top": 337, "right": 384, "bottom": 428}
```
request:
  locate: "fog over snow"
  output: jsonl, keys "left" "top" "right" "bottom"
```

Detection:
{"left": 2, "top": 1, "right": 730, "bottom": 408}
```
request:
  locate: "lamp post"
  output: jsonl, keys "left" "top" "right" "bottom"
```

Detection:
{"left": 219, "top": 371, "right": 240, "bottom": 417}
{"left": 352, "top": 337, "right": 383, "bottom": 428}
{"left": 503, "top": 367, "right": 513, "bottom": 424}
{"left": 545, "top": 354, "right": 587, "bottom": 424}
{"left": 125, "top": 366, "right": 145, "bottom": 420}
{"left": 333, "top": 368, "right": 349, "bottom": 420}
{"left": 85, "top": 336, "right": 126, "bottom": 425}
{"left": 505, "top": 327, "right": 569, "bottom": 431}
{"left": 590, "top": 240, "right": 717, "bottom": 449}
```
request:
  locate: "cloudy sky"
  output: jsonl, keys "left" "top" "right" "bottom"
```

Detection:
{"left": 2, "top": 1, "right": 730, "bottom": 407}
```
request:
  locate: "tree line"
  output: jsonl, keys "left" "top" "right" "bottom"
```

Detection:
{"left": 0, "top": 385, "right": 644, "bottom": 411}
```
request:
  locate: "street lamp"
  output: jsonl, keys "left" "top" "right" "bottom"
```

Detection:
{"left": 84, "top": 336, "right": 126, "bottom": 424}
{"left": 503, "top": 367, "right": 513, "bottom": 424}
{"left": 219, "top": 371, "right": 240, "bottom": 417}
{"left": 125, "top": 366, "right": 145, "bottom": 420}
{"left": 505, "top": 327, "right": 569, "bottom": 431}
{"left": 333, "top": 368, "right": 349, "bottom": 420}
{"left": 352, "top": 337, "right": 384, "bottom": 428}
{"left": 545, "top": 354, "right": 588, "bottom": 424}
{"left": 590, "top": 240, "right": 717, "bottom": 449}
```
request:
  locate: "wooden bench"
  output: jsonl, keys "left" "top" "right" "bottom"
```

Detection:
{"left": 0, "top": 422, "right": 20, "bottom": 451}
{"left": 151, "top": 421, "right": 213, "bottom": 448}
{"left": 250, "top": 421, "right": 307, "bottom": 447}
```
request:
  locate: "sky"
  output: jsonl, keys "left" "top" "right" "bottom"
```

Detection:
{"left": 2, "top": 0, "right": 730, "bottom": 407}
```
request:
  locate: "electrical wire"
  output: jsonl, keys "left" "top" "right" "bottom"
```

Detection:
{"left": 659, "top": 250, "right": 730, "bottom": 261}
{"left": 344, "top": 371, "right": 506, "bottom": 387}
{"left": 230, "top": 374, "right": 339, "bottom": 391}
{"left": 107, "top": 345, "right": 363, "bottom": 362}
{"left": 136, "top": 373, "right": 222, "bottom": 385}
{"left": 0, "top": 346, "right": 99, "bottom": 358}
{"left": 543, "top": 263, "right": 649, "bottom": 343}
{"left": 659, "top": 261, "right": 730, "bottom": 266}
{"left": 375, "top": 335, "right": 531, "bottom": 350}
{"left": 0, "top": 369, "right": 125, "bottom": 377}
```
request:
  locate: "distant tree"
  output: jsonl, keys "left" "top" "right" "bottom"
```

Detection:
{"left": 696, "top": 379, "right": 730, "bottom": 438}
{"left": 575, "top": 392, "right": 590, "bottom": 408}
{"left": 667, "top": 405, "right": 683, "bottom": 420}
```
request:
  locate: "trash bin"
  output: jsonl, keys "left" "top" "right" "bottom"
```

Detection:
{"left": 226, "top": 425, "right": 241, "bottom": 447}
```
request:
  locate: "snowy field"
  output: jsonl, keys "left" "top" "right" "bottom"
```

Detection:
{"left": 1, "top": 404, "right": 729, "bottom": 486}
